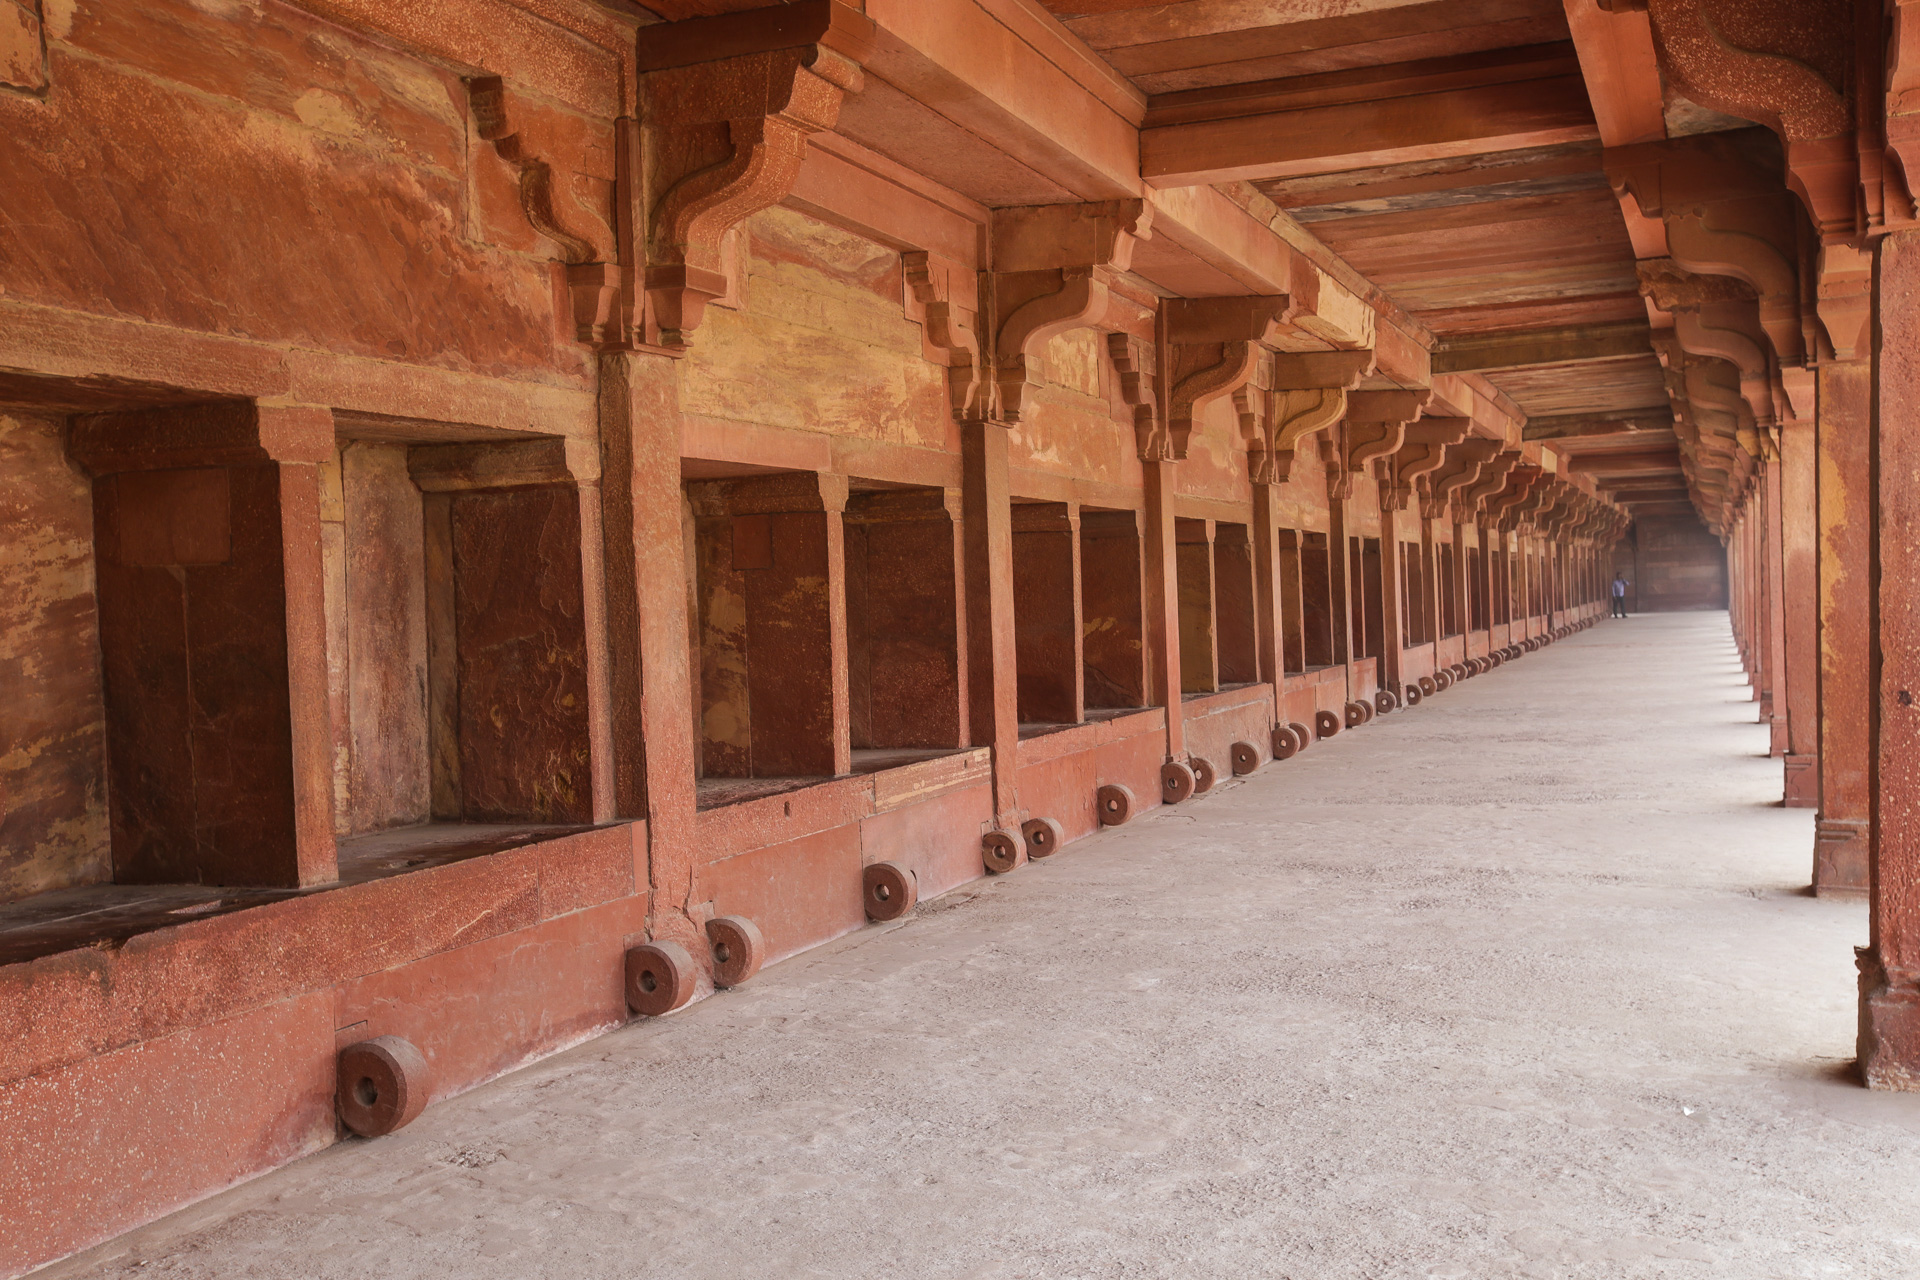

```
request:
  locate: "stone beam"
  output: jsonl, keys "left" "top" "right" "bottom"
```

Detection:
{"left": 1432, "top": 322, "right": 1652, "bottom": 374}
{"left": 1568, "top": 449, "right": 1685, "bottom": 474}
{"left": 1140, "top": 46, "right": 1598, "bottom": 187}
{"left": 1523, "top": 407, "right": 1673, "bottom": 440}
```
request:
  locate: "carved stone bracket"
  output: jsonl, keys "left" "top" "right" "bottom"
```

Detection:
{"left": 905, "top": 252, "right": 986, "bottom": 424}
{"left": 1384, "top": 419, "right": 1470, "bottom": 513}
{"left": 988, "top": 200, "right": 1153, "bottom": 426}
{"left": 1816, "top": 243, "right": 1872, "bottom": 361}
{"left": 1164, "top": 296, "right": 1294, "bottom": 459}
{"left": 1462, "top": 449, "right": 1524, "bottom": 518}
{"left": 1631, "top": 0, "right": 1856, "bottom": 241}
{"left": 1608, "top": 136, "right": 1805, "bottom": 370}
{"left": 1244, "top": 348, "right": 1371, "bottom": 486}
{"left": 1343, "top": 389, "right": 1431, "bottom": 485}
{"left": 1484, "top": 465, "right": 1544, "bottom": 530}
{"left": 1423, "top": 436, "right": 1503, "bottom": 521}
{"left": 637, "top": 2, "right": 876, "bottom": 350}
{"left": 1261, "top": 388, "right": 1347, "bottom": 485}
{"left": 467, "top": 76, "right": 624, "bottom": 349}
{"left": 1109, "top": 333, "right": 1164, "bottom": 460}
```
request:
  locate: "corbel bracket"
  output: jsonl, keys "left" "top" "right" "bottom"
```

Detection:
{"left": 1344, "top": 388, "right": 1431, "bottom": 478}
{"left": 1461, "top": 449, "right": 1524, "bottom": 518}
{"left": 638, "top": 1, "right": 876, "bottom": 350}
{"left": 1109, "top": 332, "right": 1165, "bottom": 460}
{"left": 905, "top": 252, "right": 986, "bottom": 424}
{"left": 1423, "top": 436, "right": 1503, "bottom": 521}
{"left": 468, "top": 76, "right": 624, "bottom": 349}
{"left": 1251, "top": 348, "right": 1371, "bottom": 485}
{"left": 1384, "top": 418, "right": 1470, "bottom": 513}
{"left": 987, "top": 200, "right": 1153, "bottom": 426}
{"left": 1484, "top": 465, "right": 1545, "bottom": 530}
{"left": 1164, "top": 295, "right": 1294, "bottom": 459}
{"left": 1631, "top": 0, "right": 1856, "bottom": 242}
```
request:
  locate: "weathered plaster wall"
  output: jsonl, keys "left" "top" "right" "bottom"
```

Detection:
{"left": 0, "top": 410, "right": 108, "bottom": 902}
{"left": 683, "top": 207, "right": 950, "bottom": 461}
{"left": 0, "top": 0, "right": 603, "bottom": 384}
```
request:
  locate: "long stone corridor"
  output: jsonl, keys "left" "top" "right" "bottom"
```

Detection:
{"left": 41, "top": 615, "right": 1912, "bottom": 1280}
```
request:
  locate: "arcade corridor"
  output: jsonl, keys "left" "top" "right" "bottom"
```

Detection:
{"left": 40, "top": 614, "right": 1911, "bottom": 1280}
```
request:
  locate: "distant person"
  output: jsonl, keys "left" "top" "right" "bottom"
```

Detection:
{"left": 1611, "top": 573, "right": 1629, "bottom": 618}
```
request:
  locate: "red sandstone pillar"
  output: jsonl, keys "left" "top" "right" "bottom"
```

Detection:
{"left": 1781, "top": 419, "right": 1819, "bottom": 805}
{"left": 1450, "top": 519, "right": 1471, "bottom": 643}
{"left": 1816, "top": 359, "right": 1871, "bottom": 892}
{"left": 256, "top": 404, "right": 341, "bottom": 887}
{"left": 1143, "top": 457, "right": 1186, "bottom": 759}
{"left": 1252, "top": 482, "right": 1286, "bottom": 720}
{"left": 1324, "top": 431, "right": 1355, "bottom": 677}
{"left": 565, "top": 440, "right": 618, "bottom": 824}
{"left": 599, "top": 351, "right": 701, "bottom": 950}
{"left": 1378, "top": 501, "right": 1407, "bottom": 692}
{"left": 1858, "top": 229, "right": 1920, "bottom": 1086}
{"left": 824, "top": 483, "right": 854, "bottom": 777}
{"left": 963, "top": 420, "right": 1023, "bottom": 822}
{"left": 1764, "top": 458, "right": 1789, "bottom": 755}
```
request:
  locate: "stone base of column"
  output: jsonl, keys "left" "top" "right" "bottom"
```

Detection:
{"left": 1782, "top": 753, "right": 1818, "bottom": 808}
{"left": 1768, "top": 714, "right": 1789, "bottom": 756}
{"left": 1859, "top": 951, "right": 1920, "bottom": 1090}
{"left": 1814, "top": 817, "right": 1869, "bottom": 895}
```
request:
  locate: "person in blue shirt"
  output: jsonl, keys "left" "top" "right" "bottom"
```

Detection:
{"left": 1612, "top": 574, "right": 1629, "bottom": 618}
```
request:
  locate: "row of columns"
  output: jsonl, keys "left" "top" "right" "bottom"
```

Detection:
{"left": 1714, "top": 232, "right": 1920, "bottom": 1087}
{"left": 595, "top": 344, "right": 1614, "bottom": 952}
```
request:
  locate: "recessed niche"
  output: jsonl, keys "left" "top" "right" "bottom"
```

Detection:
{"left": 1212, "top": 521, "right": 1257, "bottom": 686}
{"left": 1013, "top": 500, "right": 1082, "bottom": 725}
{"left": 845, "top": 487, "right": 964, "bottom": 751}
{"left": 323, "top": 436, "right": 595, "bottom": 835}
{"left": 687, "top": 471, "right": 844, "bottom": 784}
{"left": 1080, "top": 508, "right": 1146, "bottom": 710}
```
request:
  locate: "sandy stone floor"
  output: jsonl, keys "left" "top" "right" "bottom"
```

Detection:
{"left": 44, "top": 613, "right": 1918, "bottom": 1280}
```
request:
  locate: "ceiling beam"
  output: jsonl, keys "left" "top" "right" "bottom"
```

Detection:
{"left": 1560, "top": 0, "right": 1666, "bottom": 148}
{"left": 1606, "top": 486, "right": 1694, "bottom": 503}
{"left": 1139, "top": 47, "right": 1598, "bottom": 188}
{"left": 1433, "top": 321, "right": 1651, "bottom": 374}
{"left": 1523, "top": 406, "right": 1673, "bottom": 439}
{"left": 1566, "top": 449, "right": 1684, "bottom": 474}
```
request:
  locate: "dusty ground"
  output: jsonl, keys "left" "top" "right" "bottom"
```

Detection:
{"left": 43, "top": 613, "right": 1916, "bottom": 1280}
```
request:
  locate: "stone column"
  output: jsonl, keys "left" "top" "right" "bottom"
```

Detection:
{"left": 1449, "top": 518, "right": 1471, "bottom": 643}
{"left": 1816, "top": 359, "right": 1871, "bottom": 893}
{"left": 1780, "top": 418, "right": 1819, "bottom": 804}
{"left": 599, "top": 351, "right": 701, "bottom": 951}
{"left": 1325, "top": 443, "right": 1354, "bottom": 672}
{"left": 1764, "top": 457, "right": 1789, "bottom": 755}
{"left": 962, "top": 420, "right": 1022, "bottom": 824}
{"left": 1859, "top": 229, "right": 1920, "bottom": 1086}
{"left": 260, "top": 405, "right": 342, "bottom": 888}
{"left": 564, "top": 440, "right": 618, "bottom": 824}
{"left": 1143, "top": 457, "right": 1186, "bottom": 759}
{"left": 1252, "top": 482, "right": 1287, "bottom": 719}
{"left": 1377, "top": 502, "right": 1406, "bottom": 693}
